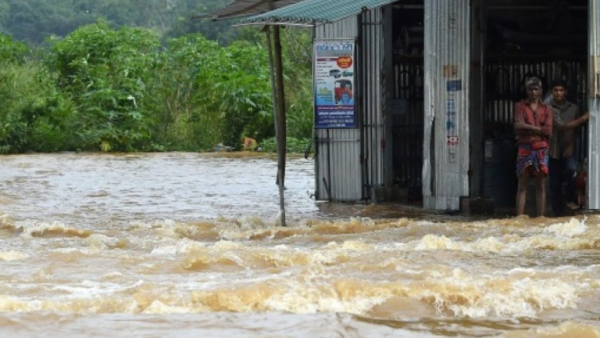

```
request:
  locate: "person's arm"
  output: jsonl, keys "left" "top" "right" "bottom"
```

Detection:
{"left": 514, "top": 102, "right": 541, "bottom": 132}
{"left": 561, "top": 108, "right": 589, "bottom": 130}
{"left": 563, "top": 107, "right": 587, "bottom": 157}
{"left": 540, "top": 105, "right": 553, "bottom": 138}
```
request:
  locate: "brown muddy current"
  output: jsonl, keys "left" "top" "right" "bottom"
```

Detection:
{"left": 0, "top": 153, "right": 599, "bottom": 338}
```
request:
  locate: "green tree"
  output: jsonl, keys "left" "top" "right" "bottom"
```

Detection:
{"left": 201, "top": 41, "right": 274, "bottom": 148}
{"left": 146, "top": 34, "right": 274, "bottom": 151}
{"left": 47, "top": 21, "right": 160, "bottom": 151}
{"left": 0, "top": 35, "right": 75, "bottom": 153}
{"left": 0, "top": 33, "right": 29, "bottom": 62}
{"left": 145, "top": 34, "right": 222, "bottom": 150}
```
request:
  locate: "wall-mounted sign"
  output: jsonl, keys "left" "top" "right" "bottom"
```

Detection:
{"left": 313, "top": 39, "right": 356, "bottom": 129}
{"left": 443, "top": 65, "right": 457, "bottom": 78}
{"left": 446, "top": 98, "right": 459, "bottom": 163}
{"left": 446, "top": 80, "right": 462, "bottom": 92}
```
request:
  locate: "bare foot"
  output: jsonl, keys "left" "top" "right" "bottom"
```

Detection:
{"left": 566, "top": 202, "right": 580, "bottom": 210}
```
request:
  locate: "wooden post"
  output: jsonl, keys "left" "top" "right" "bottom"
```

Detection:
{"left": 265, "top": 27, "right": 280, "bottom": 162}
{"left": 265, "top": 25, "right": 287, "bottom": 227}
{"left": 273, "top": 26, "right": 287, "bottom": 227}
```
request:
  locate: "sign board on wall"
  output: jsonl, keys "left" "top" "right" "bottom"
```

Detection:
{"left": 313, "top": 39, "right": 356, "bottom": 129}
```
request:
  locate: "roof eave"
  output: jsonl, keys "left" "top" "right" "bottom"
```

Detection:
{"left": 193, "top": 0, "right": 306, "bottom": 21}
{"left": 238, "top": 15, "right": 330, "bottom": 27}
{"left": 235, "top": 20, "right": 320, "bottom": 27}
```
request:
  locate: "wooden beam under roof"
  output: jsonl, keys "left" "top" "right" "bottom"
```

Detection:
{"left": 193, "top": 0, "right": 306, "bottom": 20}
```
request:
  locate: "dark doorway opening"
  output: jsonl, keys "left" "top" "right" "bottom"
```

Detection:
{"left": 391, "top": 0, "right": 425, "bottom": 204}
{"left": 482, "top": 0, "right": 589, "bottom": 213}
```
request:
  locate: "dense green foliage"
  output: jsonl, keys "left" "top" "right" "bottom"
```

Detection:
{"left": 0, "top": 34, "right": 29, "bottom": 63}
{"left": 47, "top": 22, "right": 160, "bottom": 151}
{"left": 0, "top": 61, "right": 76, "bottom": 153}
{"left": 0, "top": 34, "right": 75, "bottom": 153}
{"left": 0, "top": 17, "right": 314, "bottom": 153}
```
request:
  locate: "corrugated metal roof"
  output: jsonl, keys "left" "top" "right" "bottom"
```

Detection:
{"left": 196, "top": 0, "right": 305, "bottom": 20}
{"left": 237, "top": 0, "right": 399, "bottom": 26}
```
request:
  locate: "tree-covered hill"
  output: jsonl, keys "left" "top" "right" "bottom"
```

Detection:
{"left": 0, "top": 0, "right": 236, "bottom": 45}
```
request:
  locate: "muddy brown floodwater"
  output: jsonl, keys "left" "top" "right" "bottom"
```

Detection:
{"left": 0, "top": 153, "right": 599, "bottom": 338}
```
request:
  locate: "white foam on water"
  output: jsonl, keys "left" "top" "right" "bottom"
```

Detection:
{"left": 408, "top": 268, "right": 582, "bottom": 318}
{"left": 85, "top": 234, "right": 122, "bottom": 252}
{"left": 101, "top": 272, "right": 124, "bottom": 279}
{"left": 504, "top": 321, "right": 600, "bottom": 338}
{"left": 0, "top": 213, "right": 14, "bottom": 225}
{"left": 178, "top": 261, "right": 589, "bottom": 319}
{"left": 0, "top": 295, "right": 42, "bottom": 312}
{"left": 17, "top": 220, "right": 91, "bottom": 238}
{"left": 51, "top": 280, "right": 146, "bottom": 298}
{"left": 0, "top": 250, "right": 28, "bottom": 261}
{"left": 150, "top": 238, "right": 206, "bottom": 256}
{"left": 51, "top": 247, "right": 81, "bottom": 254}
{"left": 405, "top": 218, "right": 597, "bottom": 254}
{"left": 141, "top": 300, "right": 203, "bottom": 314}
{"left": 544, "top": 217, "right": 587, "bottom": 237}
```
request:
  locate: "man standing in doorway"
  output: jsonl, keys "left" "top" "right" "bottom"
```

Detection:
{"left": 514, "top": 77, "right": 553, "bottom": 217}
{"left": 548, "top": 79, "right": 589, "bottom": 216}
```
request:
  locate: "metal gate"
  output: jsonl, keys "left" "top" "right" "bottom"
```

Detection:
{"left": 390, "top": 1, "right": 425, "bottom": 203}
{"left": 391, "top": 58, "right": 424, "bottom": 201}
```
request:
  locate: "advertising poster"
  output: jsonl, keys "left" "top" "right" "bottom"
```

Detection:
{"left": 313, "top": 39, "right": 356, "bottom": 128}
{"left": 443, "top": 64, "right": 461, "bottom": 163}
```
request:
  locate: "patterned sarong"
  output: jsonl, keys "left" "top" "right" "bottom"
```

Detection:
{"left": 516, "top": 140, "right": 549, "bottom": 177}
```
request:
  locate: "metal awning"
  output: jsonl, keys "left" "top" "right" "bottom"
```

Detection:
{"left": 195, "top": 0, "right": 306, "bottom": 20}
{"left": 237, "top": 0, "right": 399, "bottom": 26}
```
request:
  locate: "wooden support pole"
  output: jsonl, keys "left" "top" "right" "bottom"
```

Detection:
{"left": 273, "top": 26, "right": 287, "bottom": 227}
{"left": 265, "top": 27, "right": 280, "bottom": 159}
{"left": 265, "top": 24, "right": 287, "bottom": 227}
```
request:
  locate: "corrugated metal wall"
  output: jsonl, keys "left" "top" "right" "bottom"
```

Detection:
{"left": 315, "top": 16, "right": 363, "bottom": 201}
{"left": 360, "top": 8, "right": 386, "bottom": 200}
{"left": 314, "top": 9, "right": 386, "bottom": 202}
{"left": 423, "top": 0, "right": 470, "bottom": 210}
{"left": 588, "top": 0, "right": 600, "bottom": 210}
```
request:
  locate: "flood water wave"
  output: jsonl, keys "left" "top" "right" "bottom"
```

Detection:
{"left": 0, "top": 153, "right": 599, "bottom": 337}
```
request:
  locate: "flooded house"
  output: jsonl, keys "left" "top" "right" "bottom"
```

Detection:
{"left": 208, "top": 0, "right": 600, "bottom": 214}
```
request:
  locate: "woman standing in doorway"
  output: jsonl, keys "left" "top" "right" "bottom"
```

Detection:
{"left": 514, "top": 77, "right": 553, "bottom": 217}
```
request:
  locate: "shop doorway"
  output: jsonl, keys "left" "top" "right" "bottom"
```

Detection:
{"left": 390, "top": 0, "right": 425, "bottom": 204}
{"left": 482, "top": 0, "right": 589, "bottom": 211}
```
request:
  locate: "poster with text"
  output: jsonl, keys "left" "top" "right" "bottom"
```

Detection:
{"left": 314, "top": 39, "right": 356, "bottom": 128}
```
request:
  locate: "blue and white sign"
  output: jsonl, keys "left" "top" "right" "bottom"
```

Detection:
{"left": 314, "top": 39, "right": 356, "bottom": 129}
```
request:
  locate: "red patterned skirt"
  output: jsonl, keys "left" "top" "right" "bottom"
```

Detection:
{"left": 516, "top": 140, "right": 549, "bottom": 177}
